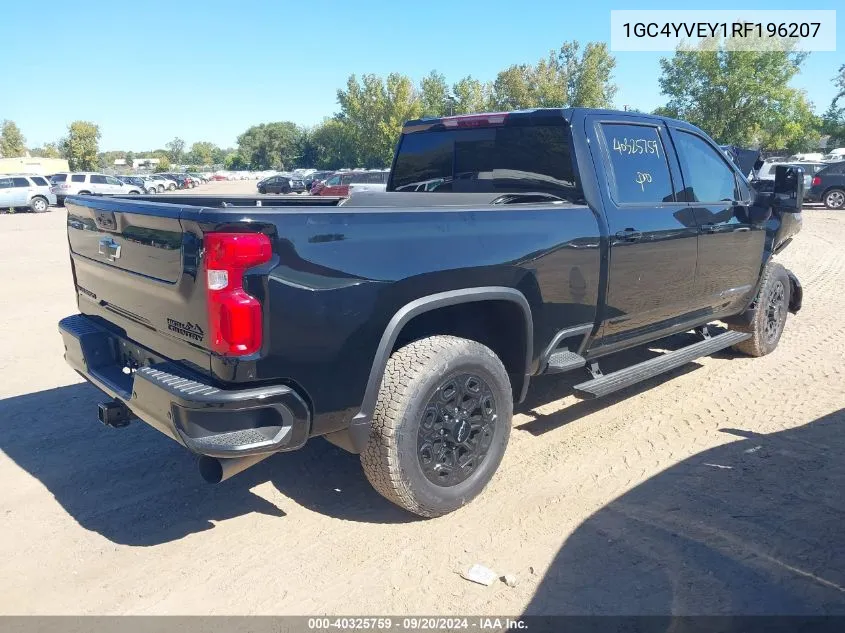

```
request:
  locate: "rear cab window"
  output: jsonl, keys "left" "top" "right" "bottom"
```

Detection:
{"left": 599, "top": 123, "right": 675, "bottom": 204}
{"left": 30, "top": 176, "right": 48, "bottom": 186}
{"left": 388, "top": 115, "right": 582, "bottom": 201}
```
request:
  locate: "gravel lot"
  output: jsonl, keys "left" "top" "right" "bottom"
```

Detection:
{"left": 1, "top": 182, "right": 843, "bottom": 615}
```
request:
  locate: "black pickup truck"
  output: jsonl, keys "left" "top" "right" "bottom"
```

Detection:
{"left": 58, "top": 108, "right": 804, "bottom": 517}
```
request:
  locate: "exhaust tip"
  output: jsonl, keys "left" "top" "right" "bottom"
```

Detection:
{"left": 198, "top": 456, "right": 224, "bottom": 484}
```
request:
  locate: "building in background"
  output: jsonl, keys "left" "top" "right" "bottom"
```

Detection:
{"left": 0, "top": 156, "right": 69, "bottom": 175}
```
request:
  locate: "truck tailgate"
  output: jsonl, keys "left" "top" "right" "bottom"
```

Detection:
{"left": 66, "top": 196, "right": 211, "bottom": 373}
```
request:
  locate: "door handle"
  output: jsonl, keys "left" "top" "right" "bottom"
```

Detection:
{"left": 615, "top": 228, "right": 642, "bottom": 242}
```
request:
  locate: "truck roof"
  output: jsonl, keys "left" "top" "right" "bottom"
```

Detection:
{"left": 402, "top": 107, "right": 703, "bottom": 136}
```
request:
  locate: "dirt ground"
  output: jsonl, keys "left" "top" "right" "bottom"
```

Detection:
{"left": 1, "top": 182, "right": 844, "bottom": 615}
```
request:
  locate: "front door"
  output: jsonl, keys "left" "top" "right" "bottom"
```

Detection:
{"left": 586, "top": 115, "right": 701, "bottom": 349}
{"left": 668, "top": 126, "right": 767, "bottom": 315}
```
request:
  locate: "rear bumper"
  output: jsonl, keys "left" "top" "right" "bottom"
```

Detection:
{"left": 58, "top": 314, "right": 311, "bottom": 458}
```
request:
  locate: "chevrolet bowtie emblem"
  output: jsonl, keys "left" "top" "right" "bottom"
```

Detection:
{"left": 98, "top": 237, "right": 121, "bottom": 261}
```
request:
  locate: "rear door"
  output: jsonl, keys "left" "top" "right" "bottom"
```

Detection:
{"left": 586, "top": 114, "right": 701, "bottom": 346}
{"left": 667, "top": 126, "right": 766, "bottom": 314}
{"left": 89, "top": 174, "right": 109, "bottom": 194}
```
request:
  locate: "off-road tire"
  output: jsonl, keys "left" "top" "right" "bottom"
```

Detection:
{"left": 361, "top": 335, "right": 512, "bottom": 518}
{"left": 731, "top": 262, "right": 791, "bottom": 357}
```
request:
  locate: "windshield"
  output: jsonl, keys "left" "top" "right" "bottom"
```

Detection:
{"left": 388, "top": 123, "right": 582, "bottom": 201}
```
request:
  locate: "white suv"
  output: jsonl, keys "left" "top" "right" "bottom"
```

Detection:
{"left": 50, "top": 172, "right": 143, "bottom": 205}
{"left": 0, "top": 174, "right": 58, "bottom": 212}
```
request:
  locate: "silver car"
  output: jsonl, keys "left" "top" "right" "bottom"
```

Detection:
{"left": 50, "top": 172, "right": 142, "bottom": 205}
{"left": 0, "top": 173, "right": 58, "bottom": 212}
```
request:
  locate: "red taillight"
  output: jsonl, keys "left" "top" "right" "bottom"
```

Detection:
{"left": 441, "top": 112, "right": 509, "bottom": 128}
{"left": 812, "top": 176, "right": 821, "bottom": 187}
{"left": 204, "top": 232, "right": 272, "bottom": 356}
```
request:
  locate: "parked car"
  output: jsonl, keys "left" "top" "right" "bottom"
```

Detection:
{"left": 348, "top": 170, "right": 390, "bottom": 194}
{"left": 148, "top": 175, "right": 178, "bottom": 192}
{"left": 188, "top": 173, "right": 208, "bottom": 184}
{"left": 807, "top": 161, "right": 845, "bottom": 209}
{"left": 49, "top": 172, "right": 142, "bottom": 205}
{"left": 57, "top": 107, "right": 804, "bottom": 518}
{"left": 211, "top": 174, "right": 228, "bottom": 181}
{"left": 257, "top": 174, "right": 305, "bottom": 194}
{"left": 313, "top": 169, "right": 390, "bottom": 196}
{"left": 821, "top": 148, "right": 845, "bottom": 162}
{"left": 0, "top": 173, "right": 57, "bottom": 212}
{"left": 304, "top": 170, "right": 333, "bottom": 192}
{"left": 116, "top": 176, "right": 150, "bottom": 191}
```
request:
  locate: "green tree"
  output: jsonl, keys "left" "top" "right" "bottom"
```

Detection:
{"left": 452, "top": 76, "right": 494, "bottom": 114}
{"left": 337, "top": 72, "right": 421, "bottom": 166}
{"left": 154, "top": 156, "right": 171, "bottom": 172}
{"left": 211, "top": 146, "right": 229, "bottom": 165}
{"left": 307, "top": 119, "right": 358, "bottom": 169}
{"left": 562, "top": 41, "right": 617, "bottom": 107}
{"left": 223, "top": 152, "right": 248, "bottom": 170}
{"left": 236, "top": 122, "right": 302, "bottom": 170}
{"left": 821, "top": 64, "right": 845, "bottom": 147}
{"left": 165, "top": 137, "right": 185, "bottom": 163}
{"left": 60, "top": 121, "right": 100, "bottom": 171}
{"left": 419, "top": 70, "right": 450, "bottom": 117}
{"left": 124, "top": 150, "right": 135, "bottom": 169}
{"left": 489, "top": 41, "right": 616, "bottom": 110}
{"left": 187, "top": 141, "right": 217, "bottom": 167}
{"left": 0, "top": 120, "right": 26, "bottom": 157}
{"left": 657, "top": 37, "right": 818, "bottom": 150}
{"left": 30, "top": 142, "right": 61, "bottom": 159}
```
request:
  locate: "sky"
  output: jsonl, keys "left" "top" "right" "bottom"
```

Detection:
{"left": 1, "top": 0, "right": 841, "bottom": 151}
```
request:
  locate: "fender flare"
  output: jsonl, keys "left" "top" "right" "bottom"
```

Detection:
{"left": 347, "top": 287, "right": 533, "bottom": 453}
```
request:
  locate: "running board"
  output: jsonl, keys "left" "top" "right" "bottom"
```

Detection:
{"left": 573, "top": 330, "right": 751, "bottom": 399}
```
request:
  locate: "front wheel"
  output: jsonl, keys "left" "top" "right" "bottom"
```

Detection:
{"left": 168, "top": 184, "right": 176, "bottom": 191}
{"left": 361, "top": 335, "right": 512, "bottom": 518}
{"left": 731, "top": 262, "right": 791, "bottom": 357}
{"left": 823, "top": 188, "right": 845, "bottom": 210}
{"left": 157, "top": 185, "right": 165, "bottom": 193}
{"left": 147, "top": 187, "right": 157, "bottom": 194}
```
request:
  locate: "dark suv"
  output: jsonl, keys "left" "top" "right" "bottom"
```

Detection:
{"left": 257, "top": 174, "right": 305, "bottom": 194}
{"left": 807, "top": 161, "right": 845, "bottom": 209}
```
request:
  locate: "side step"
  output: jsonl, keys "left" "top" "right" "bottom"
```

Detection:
{"left": 573, "top": 330, "right": 751, "bottom": 399}
{"left": 546, "top": 350, "right": 587, "bottom": 374}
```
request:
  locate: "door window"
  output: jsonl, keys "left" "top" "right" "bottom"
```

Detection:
{"left": 672, "top": 131, "right": 739, "bottom": 203}
{"left": 326, "top": 175, "right": 341, "bottom": 186}
{"left": 71, "top": 174, "right": 86, "bottom": 183}
{"left": 600, "top": 123, "right": 674, "bottom": 204}
{"left": 30, "top": 176, "right": 48, "bottom": 186}
{"left": 11, "top": 177, "right": 30, "bottom": 187}
{"left": 0, "top": 178, "right": 13, "bottom": 188}
{"left": 90, "top": 175, "right": 107, "bottom": 184}
{"left": 105, "top": 176, "right": 122, "bottom": 185}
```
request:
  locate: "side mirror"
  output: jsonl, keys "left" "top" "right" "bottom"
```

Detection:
{"left": 772, "top": 165, "right": 804, "bottom": 212}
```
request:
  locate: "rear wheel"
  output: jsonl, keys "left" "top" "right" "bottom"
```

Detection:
{"left": 361, "top": 335, "right": 512, "bottom": 518}
{"left": 731, "top": 262, "right": 791, "bottom": 357}
{"left": 29, "top": 196, "right": 49, "bottom": 213}
{"left": 168, "top": 183, "right": 176, "bottom": 191}
{"left": 157, "top": 185, "right": 165, "bottom": 193}
{"left": 823, "top": 188, "right": 845, "bottom": 210}
{"left": 147, "top": 187, "right": 157, "bottom": 194}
